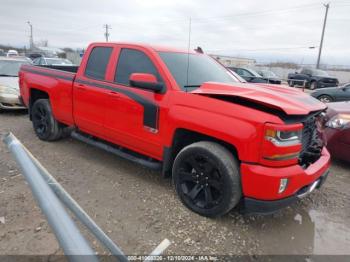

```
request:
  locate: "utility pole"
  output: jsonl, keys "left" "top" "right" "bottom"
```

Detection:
{"left": 103, "top": 24, "right": 111, "bottom": 42}
{"left": 27, "top": 21, "right": 34, "bottom": 50}
{"left": 316, "top": 3, "right": 330, "bottom": 69}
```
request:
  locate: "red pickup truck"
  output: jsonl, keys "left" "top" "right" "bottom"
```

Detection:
{"left": 19, "top": 42, "right": 330, "bottom": 217}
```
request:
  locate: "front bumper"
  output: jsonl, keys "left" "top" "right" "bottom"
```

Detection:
{"left": 317, "top": 81, "right": 338, "bottom": 88}
{"left": 241, "top": 169, "right": 329, "bottom": 214}
{"left": 0, "top": 93, "right": 26, "bottom": 110}
{"left": 240, "top": 147, "right": 331, "bottom": 213}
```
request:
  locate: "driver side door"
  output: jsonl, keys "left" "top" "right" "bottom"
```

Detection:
{"left": 103, "top": 47, "right": 167, "bottom": 159}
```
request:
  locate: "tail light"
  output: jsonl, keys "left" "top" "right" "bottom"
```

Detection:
{"left": 261, "top": 123, "right": 303, "bottom": 167}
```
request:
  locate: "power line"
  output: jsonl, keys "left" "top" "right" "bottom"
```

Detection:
{"left": 208, "top": 46, "right": 318, "bottom": 53}
{"left": 103, "top": 24, "right": 111, "bottom": 42}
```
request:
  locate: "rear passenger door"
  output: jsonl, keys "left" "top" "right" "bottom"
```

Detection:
{"left": 73, "top": 46, "right": 113, "bottom": 136}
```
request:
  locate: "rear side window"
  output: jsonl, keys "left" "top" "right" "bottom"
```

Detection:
{"left": 115, "top": 48, "right": 160, "bottom": 85}
{"left": 85, "top": 47, "right": 112, "bottom": 80}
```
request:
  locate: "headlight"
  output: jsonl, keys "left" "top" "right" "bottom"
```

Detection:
{"left": 265, "top": 128, "right": 302, "bottom": 146}
{"left": 0, "top": 85, "right": 18, "bottom": 95}
{"left": 262, "top": 123, "right": 303, "bottom": 166}
{"left": 326, "top": 114, "right": 350, "bottom": 129}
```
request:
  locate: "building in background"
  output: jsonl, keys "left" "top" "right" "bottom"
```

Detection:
{"left": 210, "top": 54, "right": 256, "bottom": 67}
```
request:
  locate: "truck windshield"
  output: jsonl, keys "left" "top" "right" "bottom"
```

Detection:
{"left": 158, "top": 52, "right": 239, "bottom": 90}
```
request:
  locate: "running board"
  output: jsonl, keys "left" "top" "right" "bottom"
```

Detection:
{"left": 71, "top": 131, "right": 162, "bottom": 170}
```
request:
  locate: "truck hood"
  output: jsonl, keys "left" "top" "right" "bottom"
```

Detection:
{"left": 191, "top": 82, "right": 326, "bottom": 115}
{"left": 0, "top": 76, "right": 19, "bottom": 90}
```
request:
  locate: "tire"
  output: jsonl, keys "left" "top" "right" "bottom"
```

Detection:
{"left": 310, "top": 81, "right": 317, "bottom": 90}
{"left": 318, "top": 95, "right": 333, "bottom": 103}
{"left": 288, "top": 80, "right": 294, "bottom": 87}
{"left": 172, "top": 141, "right": 242, "bottom": 217}
{"left": 31, "top": 99, "right": 63, "bottom": 141}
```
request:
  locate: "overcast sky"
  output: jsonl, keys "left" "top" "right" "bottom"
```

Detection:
{"left": 1, "top": 0, "right": 350, "bottom": 65}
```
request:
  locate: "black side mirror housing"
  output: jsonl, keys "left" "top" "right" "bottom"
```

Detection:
{"left": 130, "top": 80, "right": 164, "bottom": 92}
{"left": 129, "top": 73, "right": 164, "bottom": 93}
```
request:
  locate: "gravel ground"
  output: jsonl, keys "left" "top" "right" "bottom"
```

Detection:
{"left": 0, "top": 111, "right": 349, "bottom": 257}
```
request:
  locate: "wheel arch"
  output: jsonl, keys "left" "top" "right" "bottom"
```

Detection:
{"left": 29, "top": 88, "right": 50, "bottom": 120}
{"left": 162, "top": 128, "right": 239, "bottom": 178}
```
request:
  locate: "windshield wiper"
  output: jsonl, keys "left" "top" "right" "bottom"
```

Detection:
{"left": 0, "top": 74, "right": 17, "bottom": 77}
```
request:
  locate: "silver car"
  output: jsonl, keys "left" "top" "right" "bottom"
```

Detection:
{"left": 0, "top": 57, "right": 30, "bottom": 110}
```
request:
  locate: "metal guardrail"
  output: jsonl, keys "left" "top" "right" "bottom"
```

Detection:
{"left": 2, "top": 132, "right": 170, "bottom": 261}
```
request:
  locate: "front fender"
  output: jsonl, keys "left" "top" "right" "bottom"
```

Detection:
{"left": 164, "top": 104, "right": 265, "bottom": 163}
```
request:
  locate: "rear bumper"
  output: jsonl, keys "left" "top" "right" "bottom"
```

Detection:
{"left": 0, "top": 93, "right": 26, "bottom": 110}
{"left": 241, "top": 169, "right": 329, "bottom": 214}
{"left": 240, "top": 147, "right": 331, "bottom": 213}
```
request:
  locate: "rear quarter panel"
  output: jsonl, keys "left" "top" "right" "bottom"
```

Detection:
{"left": 20, "top": 65, "right": 75, "bottom": 125}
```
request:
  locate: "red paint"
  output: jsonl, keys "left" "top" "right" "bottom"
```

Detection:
{"left": 324, "top": 102, "right": 350, "bottom": 162}
{"left": 19, "top": 42, "right": 331, "bottom": 201}
{"left": 130, "top": 73, "right": 158, "bottom": 83}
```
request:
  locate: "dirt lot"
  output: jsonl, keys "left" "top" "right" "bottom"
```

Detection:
{"left": 1, "top": 111, "right": 350, "bottom": 257}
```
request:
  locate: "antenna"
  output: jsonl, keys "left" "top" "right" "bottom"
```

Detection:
{"left": 185, "top": 17, "right": 192, "bottom": 91}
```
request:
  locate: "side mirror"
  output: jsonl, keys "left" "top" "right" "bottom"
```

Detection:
{"left": 129, "top": 73, "right": 163, "bottom": 92}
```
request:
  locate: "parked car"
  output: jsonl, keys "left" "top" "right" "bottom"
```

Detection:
{"left": 6, "top": 50, "right": 19, "bottom": 57}
{"left": 33, "top": 57, "right": 73, "bottom": 66}
{"left": 26, "top": 52, "right": 44, "bottom": 61}
{"left": 0, "top": 57, "right": 30, "bottom": 110}
{"left": 311, "top": 83, "right": 350, "bottom": 103}
{"left": 324, "top": 102, "right": 350, "bottom": 162}
{"left": 288, "top": 68, "right": 339, "bottom": 90}
{"left": 229, "top": 67, "right": 268, "bottom": 83}
{"left": 256, "top": 69, "right": 282, "bottom": 84}
{"left": 0, "top": 49, "right": 5, "bottom": 57}
{"left": 19, "top": 42, "right": 330, "bottom": 217}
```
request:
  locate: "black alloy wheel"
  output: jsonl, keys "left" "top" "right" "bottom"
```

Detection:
{"left": 31, "top": 99, "right": 63, "bottom": 141}
{"left": 173, "top": 141, "right": 241, "bottom": 217}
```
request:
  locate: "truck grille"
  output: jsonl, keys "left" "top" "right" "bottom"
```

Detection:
{"left": 298, "top": 116, "right": 324, "bottom": 168}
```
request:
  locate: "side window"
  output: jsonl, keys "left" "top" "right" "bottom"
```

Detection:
{"left": 85, "top": 47, "right": 113, "bottom": 80}
{"left": 302, "top": 69, "right": 311, "bottom": 75}
{"left": 115, "top": 48, "right": 160, "bottom": 86}
{"left": 237, "top": 69, "right": 253, "bottom": 77}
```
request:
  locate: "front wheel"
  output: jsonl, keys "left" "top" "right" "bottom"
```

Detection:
{"left": 310, "top": 81, "right": 317, "bottom": 90}
{"left": 31, "top": 99, "right": 63, "bottom": 141}
{"left": 318, "top": 95, "right": 333, "bottom": 103}
{"left": 172, "top": 141, "right": 242, "bottom": 217}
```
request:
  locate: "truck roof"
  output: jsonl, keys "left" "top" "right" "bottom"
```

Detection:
{"left": 91, "top": 42, "right": 197, "bottom": 54}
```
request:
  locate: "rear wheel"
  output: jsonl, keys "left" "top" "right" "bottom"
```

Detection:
{"left": 172, "top": 141, "right": 242, "bottom": 217}
{"left": 31, "top": 99, "right": 63, "bottom": 141}
{"left": 318, "top": 95, "right": 333, "bottom": 103}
